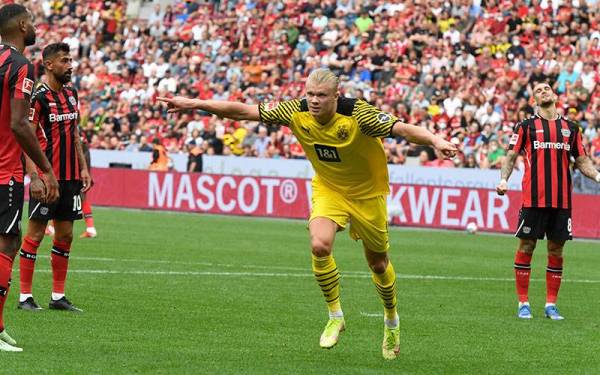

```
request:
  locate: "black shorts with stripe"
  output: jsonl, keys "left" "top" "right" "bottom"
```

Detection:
{"left": 0, "top": 179, "right": 24, "bottom": 235}
{"left": 515, "top": 207, "right": 572, "bottom": 241}
{"left": 28, "top": 180, "right": 83, "bottom": 222}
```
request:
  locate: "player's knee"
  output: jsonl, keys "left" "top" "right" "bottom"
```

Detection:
{"left": 311, "top": 238, "right": 333, "bottom": 257}
{"left": 519, "top": 240, "right": 536, "bottom": 254}
{"left": 548, "top": 248, "right": 563, "bottom": 257}
{"left": 369, "top": 260, "right": 387, "bottom": 273}
{"left": 368, "top": 259, "right": 388, "bottom": 274}
{"left": 27, "top": 230, "right": 44, "bottom": 243}
{"left": 0, "top": 248, "right": 18, "bottom": 259}
{"left": 547, "top": 242, "right": 565, "bottom": 256}
{"left": 0, "top": 236, "right": 20, "bottom": 259}
{"left": 54, "top": 232, "right": 73, "bottom": 245}
{"left": 26, "top": 220, "right": 47, "bottom": 243}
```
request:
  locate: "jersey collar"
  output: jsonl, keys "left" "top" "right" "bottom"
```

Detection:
{"left": 0, "top": 43, "right": 18, "bottom": 52}
{"left": 534, "top": 113, "right": 562, "bottom": 121}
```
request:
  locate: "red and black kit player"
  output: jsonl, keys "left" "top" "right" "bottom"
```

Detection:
{"left": 0, "top": 4, "right": 59, "bottom": 352}
{"left": 45, "top": 135, "right": 98, "bottom": 239}
{"left": 18, "top": 43, "right": 91, "bottom": 314}
{"left": 497, "top": 82, "right": 600, "bottom": 320}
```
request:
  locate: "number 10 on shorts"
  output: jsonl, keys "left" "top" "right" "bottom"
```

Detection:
{"left": 73, "top": 195, "right": 82, "bottom": 211}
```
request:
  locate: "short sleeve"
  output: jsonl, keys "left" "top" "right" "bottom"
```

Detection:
{"left": 29, "top": 95, "right": 43, "bottom": 126}
{"left": 258, "top": 99, "right": 302, "bottom": 126}
{"left": 353, "top": 99, "right": 398, "bottom": 138}
{"left": 69, "top": 87, "right": 80, "bottom": 111}
{"left": 569, "top": 124, "right": 586, "bottom": 158}
{"left": 508, "top": 121, "right": 527, "bottom": 153}
{"left": 9, "top": 60, "right": 35, "bottom": 100}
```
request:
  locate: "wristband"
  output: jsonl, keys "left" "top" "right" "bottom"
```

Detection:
{"left": 596, "top": 174, "right": 600, "bottom": 183}
{"left": 500, "top": 179, "right": 507, "bottom": 185}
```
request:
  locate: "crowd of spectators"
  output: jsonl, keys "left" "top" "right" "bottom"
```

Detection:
{"left": 17, "top": 0, "right": 600, "bottom": 176}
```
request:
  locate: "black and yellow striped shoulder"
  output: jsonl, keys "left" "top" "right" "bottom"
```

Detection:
{"left": 336, "top": 97, "right": 357, "bottom": 116}
{"left": 259, "top": 99, "right": 303, "bottom": 126}
{"left": 352, "top": 99, "right": 398, "bottom": 138}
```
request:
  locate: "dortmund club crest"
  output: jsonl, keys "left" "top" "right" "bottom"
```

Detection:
{"left": 336, "top": 125, "right": 349, "bottom": 141}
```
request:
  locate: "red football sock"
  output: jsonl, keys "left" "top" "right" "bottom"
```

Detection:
{"left": 51, "top": 239, "right": 71, "bottom": 294}
{"left": 19, "top": 236, "right": 41, "bottom": 295}
{"left": 0, "top": 252, "right": 14, "bottom": 332}
{"left": 546, "top": 255, "right": 563, "bottom": 304}
{"left": 514, "top": 251, "right": 532, "bottom": 303}
{"left": 82, "top": 198, "right": 94, "bottom": 228}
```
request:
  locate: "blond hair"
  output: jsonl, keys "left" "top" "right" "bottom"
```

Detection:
{"left": 306, "top": 68, "right": 340, "bottom": 92}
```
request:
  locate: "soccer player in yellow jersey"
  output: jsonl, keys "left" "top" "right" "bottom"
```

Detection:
{"left": 158, "top": 69, "right": 456, "bottom": 360}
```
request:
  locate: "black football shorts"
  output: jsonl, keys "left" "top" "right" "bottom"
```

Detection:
{"left": 0, "top": 179, "right": 24, "bottom": 235}
{"left": 28, "top": 180, "right": 83, "bottom": 222}
{"left": 515, "top": 207, "right": 572, "bottom": 241}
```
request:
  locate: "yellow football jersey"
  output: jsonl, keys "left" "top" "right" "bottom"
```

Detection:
{"left": 259, "top": 98, "right": 398, "bottom": 198}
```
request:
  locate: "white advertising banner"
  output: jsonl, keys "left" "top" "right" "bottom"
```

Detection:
{"left": 91, "top": 151, "right": 523, "bottom": 190}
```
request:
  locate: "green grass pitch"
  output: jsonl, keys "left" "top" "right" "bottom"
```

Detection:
{"left": 2, "top": 207, "right": 599, "bottom": 374}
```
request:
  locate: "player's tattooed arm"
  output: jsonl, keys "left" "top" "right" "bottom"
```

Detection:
{"left": 500, "top": 150, "right": 519, "bottom": 181}
{"left": 575, "top": 155, "right": 600, "bottom": 183}
{"left": 496, "top": 150, "right": 519, "bottom": 195}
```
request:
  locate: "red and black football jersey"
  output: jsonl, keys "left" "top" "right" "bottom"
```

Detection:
{"left": 30, "top": 82, "right": 81, "bottom": 181}
{"left": 0, "top": 44, "right": 35, "bottom": 184}
{"left": 509, "top": 114, "right": 586, "bottom": 209}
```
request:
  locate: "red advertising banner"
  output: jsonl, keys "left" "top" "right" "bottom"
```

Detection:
{"left": 90, "top": 168, "right": 600, "bottom": 239}
{"left": 91, "top": 168, "right": 312, "bottom": 219}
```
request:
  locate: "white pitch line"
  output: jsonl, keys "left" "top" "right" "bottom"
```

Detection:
{"left": 29, "top": 268, "right": 600, "bottom": 284}
{"left": 360, "top": 312, "right": 382, "bottom": 318}
{"left": 34, "top": 255, "right": 600, "bottom": 283}
{"left": 36, "top": 255, "right": 311, "bottom": 272}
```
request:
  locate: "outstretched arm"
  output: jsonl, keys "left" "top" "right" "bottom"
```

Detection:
{"left": 391, "top": 121, "right": 457, "bottom": 159}
{"left": 575, "top": 155, "right": 600, "bottom": 183}
{"left": 157, "top": 96, "right": 260, "bottom": 121}
{"left": 496, "top": 150, "right": 519, "bottom": 195}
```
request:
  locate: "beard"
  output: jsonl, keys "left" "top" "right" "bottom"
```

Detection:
{"left": 58, "top": 72, "right": 72, "bottom": 84}
{"left": 24, "top": 28, "right": 36, "bottom": 46}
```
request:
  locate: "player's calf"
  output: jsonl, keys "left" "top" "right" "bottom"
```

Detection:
{"left": 19, "top": 235, "right": 42, "bottom": 305}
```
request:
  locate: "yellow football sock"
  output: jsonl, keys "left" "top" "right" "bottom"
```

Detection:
{"left": 312, "top": 254, "right": 341, "bottom": 313}
{"left": 372, "top": 261, "right": 398, "bottom": 320}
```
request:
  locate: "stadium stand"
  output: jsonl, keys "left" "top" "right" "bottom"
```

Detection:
{"left": 17, "top": 0, "right": 600, "bottom": 177}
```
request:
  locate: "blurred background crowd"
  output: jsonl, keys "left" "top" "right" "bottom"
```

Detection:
{"left": 16, "top": 0, "right": 600, "bottom": 177}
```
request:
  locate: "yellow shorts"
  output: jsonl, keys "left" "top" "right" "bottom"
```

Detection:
{"left": 309, "top": 182, "right": 389, "bottom": 252}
